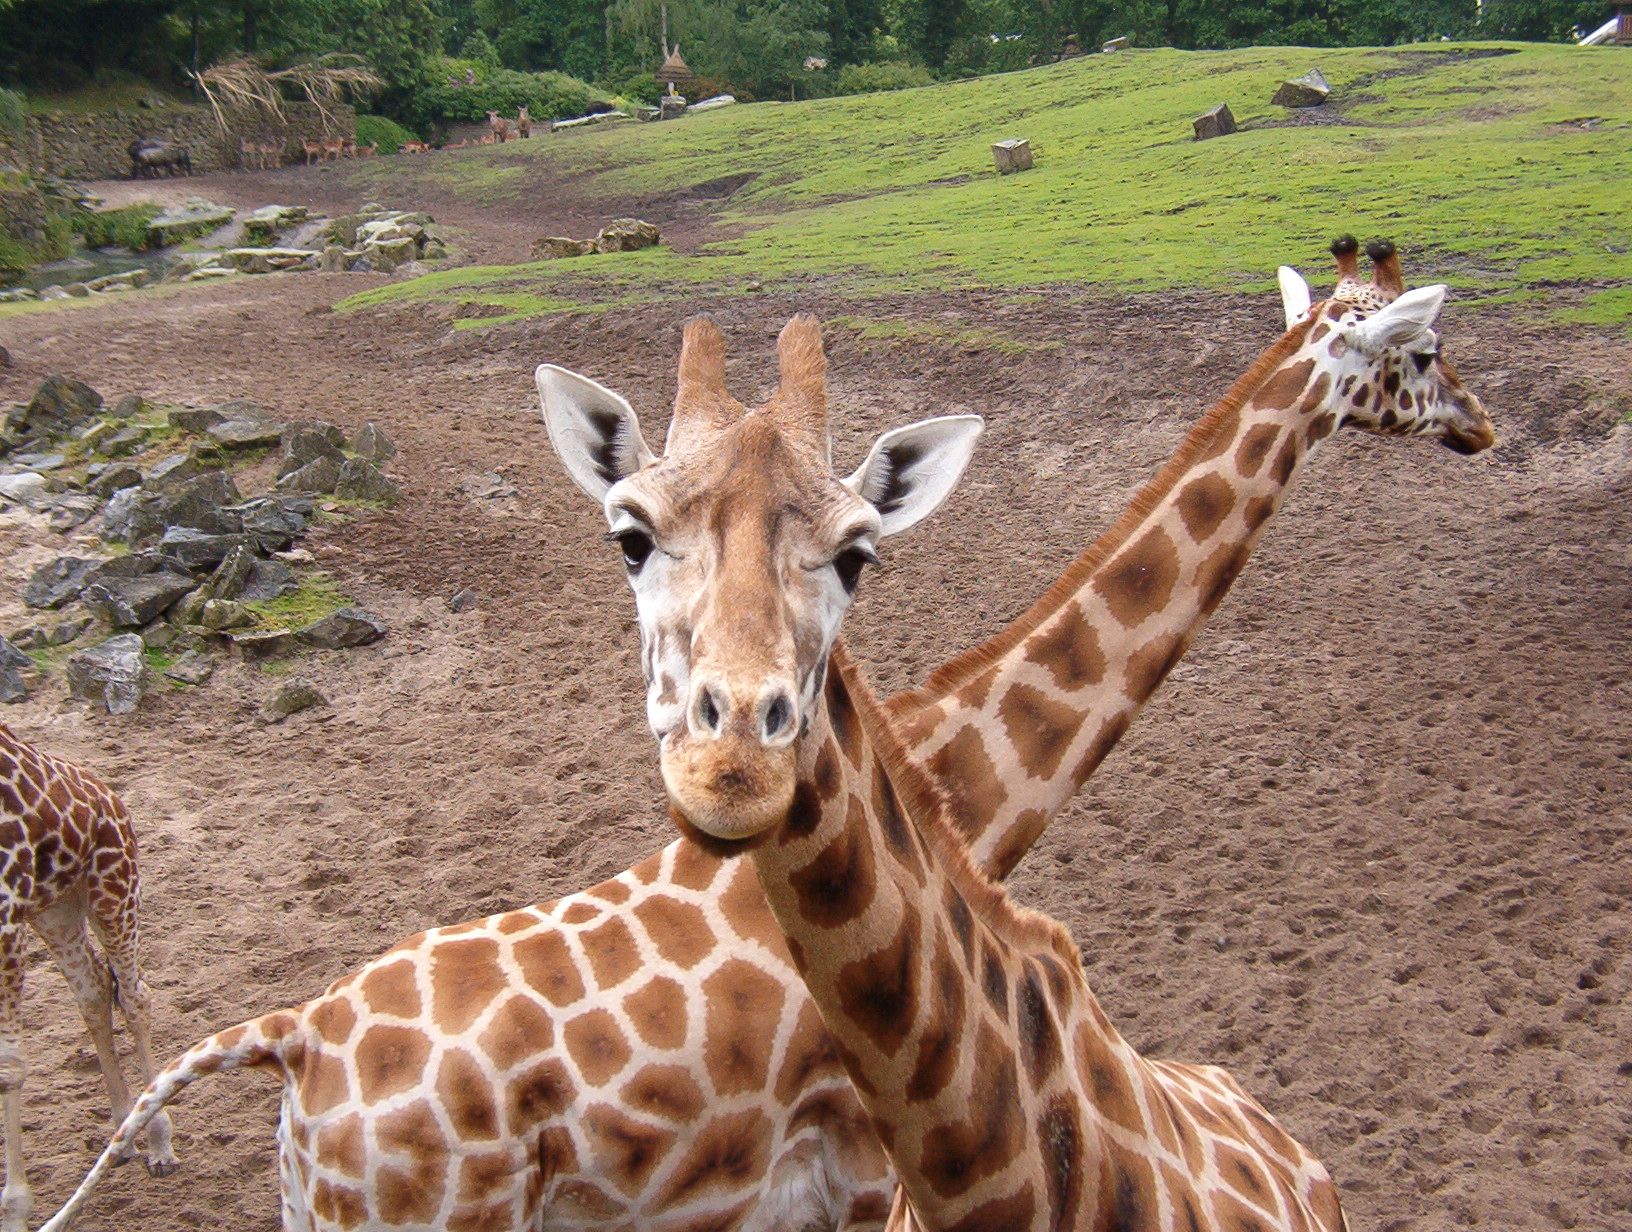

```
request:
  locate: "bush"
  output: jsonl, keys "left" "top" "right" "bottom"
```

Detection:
{"left": 401, "top": 57, "right": 606, "bottom": 128}
{"left": 0, "top": 88, "right": 25, "bottom": 143}
{"left": 73, "top": 203, "right": 159, "bottom": 250}
{"left": 354, "top": 113, "right": 416, "bottom": 155}
{"left": 831, "top": 61, "right": 935, "bottom": 95}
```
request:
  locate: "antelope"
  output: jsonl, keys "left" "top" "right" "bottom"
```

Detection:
{"left": 301, "top": 138, "right": 324, "bottom": 165}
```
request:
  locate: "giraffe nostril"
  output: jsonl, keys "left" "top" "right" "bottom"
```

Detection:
{"left": 695, "top": 686, "right": 726, "bottom": 736}
{"left": 763, "top": 694, "right": 793, "bottom": 741}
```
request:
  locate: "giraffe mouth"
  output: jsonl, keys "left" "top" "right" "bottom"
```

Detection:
{"left": 659, "top": 730, "right": 798, "bottom": 840}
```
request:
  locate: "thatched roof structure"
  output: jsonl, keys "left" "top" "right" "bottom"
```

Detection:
{"left": 655, "top": 47, "right": 695, "bottom": 85}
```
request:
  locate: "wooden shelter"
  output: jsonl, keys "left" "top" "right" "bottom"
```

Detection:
{"left": 655, "top": 47, "right": 695, "bottom": 93}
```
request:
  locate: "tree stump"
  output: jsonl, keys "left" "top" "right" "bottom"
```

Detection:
{"left": 992, "top": 139, "right": 1032, "bottom": 175}
{"left": 1193, "top": 104, "right": 1237, "bottom": 141}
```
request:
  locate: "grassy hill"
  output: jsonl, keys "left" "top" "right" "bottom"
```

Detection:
{"left": 343, "top": 43, "right": 1625, "bottom": 324}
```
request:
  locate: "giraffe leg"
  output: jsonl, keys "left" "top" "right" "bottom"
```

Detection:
{"left": 29, "top": 897, "right": 147, "bottom": 1170}
{"left": 82, "top": 872, "right": 180, "bottom": 1178}
{"left": 0, "top": 918, "right": 32, "bottom": 1232}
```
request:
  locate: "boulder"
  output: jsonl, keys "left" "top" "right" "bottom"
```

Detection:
{"left": 593, "top": 219, "right": 661, "bottom": 254}
{"left": 335, "top": 458, "right": 399, "bottom": 505}
{"left": 66, "top": 634, "right": 147, "bottom": 714}
{"left": 321, "top": 246, "right": 346, "bottom": 273}
{"left": 112, "top": 394, "right": 151, "bottom": 419}
{"left": 15, "top": 375, "right": 102, "bottom": 438}
{"left": 156, "top": 528, "right": 254, "bottom": 571}
{"left": 1102, "top": 35, "right": 1131, "bottom": 51}
{"left": 1193, "top": 104, "right": 1237, "bottom": 141}
{"left": 277, "top": 425, "right": 346, "bottom": 478}
{"left": 276, "top": 454, "right": 342, "bottom": 495}
{"left": 1272, "top": 68, "right": 1330, "bottom": 108}
{"left": 208, "top": 541, "right": 257, "bottom": 601}
{"left": 360, "top": 236, "right": 417, "bottom": 272}
{"left": 230, "top": 629, "right": 293, "bottom": 661}
{"left": 8, "top": 627, "right": 47, "bottom": 651}
{"left": 0, "top": 473, "right": 52, "bottom": 509}
{"left": 124, "top": 471, "right": 243, "bottom": 545}
{"left": 207, "top": 414, "right": 285, "bottom": 449}
{"left": 991, "top": 139, "right": 1033, "bottom": 175}
{"left": 164, "top": 649, "right": 215, "bottom": 685}
{"left": 531, "top": 237, "right": 596, "bottom": 260}
{"left": 240, "top": 559, "right": 298, "bottom": 602}
{"left": 0, "top": 636, "right": 32, "bottom": 704}
{"left": 146, "top": 202, "right": 235, "bottom": 246}
{"left": 24, "top": 557, "right": 99, "bottom": 609}
{"left": 219, "top": 247, "right": 314, "bottom": 274}
{"left": 199, "top": 599, "right": 257, "bottom": 631}
{"left": 100, "top": 487, "right": 143, "bottom": 540}
{"left": 167, "top": 405, "right": 227, "bottom": 433}
{"left": 47, "top": 493, "right": 102, "bottom": 533}
{"left": 262, "top": 680, "right": 327, "bottom": 722}
{"left": 97, "top": 425, "right": 150, "bottom": 457}
{"left": 87, "top": 463, "right": 143, "bottom": 499}
{"left": 295, "top": 608, "right": 387, "bottom": 649}
{"left": 231, "top": 496, "right": 309, "bottom": 553}
{"left": 352, "top": 422, "right": 396, "bottom": 463}
{"left": 50, "top": 615, "right": 93, "bottom": 645}
{"left": 80, "top": 567, "right": 196, "bottom": 628}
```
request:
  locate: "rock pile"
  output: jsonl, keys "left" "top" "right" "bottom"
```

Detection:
{"left": 0, "top": 375, "right": 399, "bottom": 713}
{"left": 530, "top": 218, "right": 660, "bottom": 261}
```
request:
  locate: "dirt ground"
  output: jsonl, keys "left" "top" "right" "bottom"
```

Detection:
{"left": 0, "top": 158, "right": 1629, "bottom": 1232}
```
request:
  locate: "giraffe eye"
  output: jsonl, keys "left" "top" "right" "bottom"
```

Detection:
{"left": 611, "top": 530, "right": 654, "bottom": 571}
{"left": 832, "top": 544, "right": 878, "bottom": 595}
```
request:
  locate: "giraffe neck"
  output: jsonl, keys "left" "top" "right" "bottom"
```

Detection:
{"left": 890, "top": 319, "right": 1338, "bottom": 877}
{"left": 750, "top": 644, "right": 1131, "bottom": 1230}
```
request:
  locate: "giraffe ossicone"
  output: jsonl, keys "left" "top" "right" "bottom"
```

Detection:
{"left": 44, "top": 240, "right": 1492, "bottom": 1232}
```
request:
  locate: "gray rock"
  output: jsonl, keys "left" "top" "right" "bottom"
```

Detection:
{"left": 276, "top": 455, "right": 341, "bottom": 495}
{"left": 208, "top": 542, "right": 257, "bottom": 601}
{"left": 199, "top": 599, "right": 257, "bottom": 631}
{"left": 458, "top": 472, "right": 518, "bottom": 502}
{"left": 294, "top": 607, "right": 387, "bottom": 649}
{"left": 87, "top": 463, "right": 143, "bottom": 499}
{"left": 277, "top": 426, "right": 346, "bottom": 478}
{"left": 1272, "top": 68, "right": 1330, "bottom": 108}
{"left": 97, "top": 425, "right": 150, "bottom": 457}
{"left": 156, "top": 528, "right": 254, "bottom": 571}
{"left": 207, "top": 416, "right": 285, "bottom": 449}
{"left": 448, "top": 588, "right": 478, "bottom": 612}
{"left": 230, "top": 629, "right": 293, "bottom": 660}
{"left": 65, "top": 634, "right": 147, "bottom": 714}
{"left": 9, "top": 627, "right": 48, "bottom": 651}
{"left": 16, "top": 452, "right": 69, "bottom": 472}
{"left": 50, "top": 615, "right": 94, "bottom": 645}
{"left": 335, "top": 458, "right": 400, "bottom": 504}
{"left": 1193, "top": 103, "right": 1237, "bottom": 141}
{"left": 230, "top": 496, "right": 309, "bottom": 553}
{"left": 15, "top": 375, "right": 102, "bottom": 437}
{"left": 112, "top": 394, "right": 150, "bottom": 419}
{"left": 594, "top": 219, "right": 661, "bottom": 254}
{"left": 80, "top": 568, "right": 196, "bottom": 628}
{"left": 167, "top": 587, "right": 209, "bottom": 628}
{"left": 142, "top": 453, "right": 199, "bottom": 488}
{"left": 1102, "top": 35, "right": 1130, "bottom": 51}
{"left": 321, "top": 245, "right": 346, "bottom": 273}
{"left": 0, "top": 472, "right": 53, "bottom": 509}
{"left": 146, "top": 202, "right": 234, "bottom": 247}
{"left": 352, "top": 422, "right": 397, "bottom": 463}
{"left": 100, "top": 486, "right": 142, "bottom": 540}
{"left": 24, "top": 557, "right": 98, "bottom": 609}
{"left": 262, "top": 680, "right": 327, "bottom": 722}
{"left": 164, "top": 650, "right": 215, "bottom": 685}
{"left": 167, "top": 406, "right": 227, "bottom": 433}
{"left": 240, "top": 559, "right": 297, "bottom": 601}
{"left": 0, "top": 635, "right": 29, "bottom": 702}
{"left": 125, "top": 471, "right": 243, "bottom": 544}
{"left": 47, "top": 493, "right": 102, "bottom": 533}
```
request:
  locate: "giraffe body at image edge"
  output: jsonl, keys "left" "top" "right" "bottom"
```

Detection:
{"left": 0, "top": 722, "right": 176, "bottom": 1232}
{"left": 41, "top": 240, "right": 1491, "bottom": 1232}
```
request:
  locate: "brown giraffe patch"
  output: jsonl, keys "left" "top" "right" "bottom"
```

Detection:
{"left": 622, "top": 973, "right": 690, "bottom": 1049}
{"left": 1214, "top": 1139, "right": 1276, "bottom": 1208}
{"left": 871, "top": 775, "right": 925, "bottom": 883}
{"left": 1016, "top": 963, "right": 1062, "bottom": 1083}
{"left": 1106, "top": 1147, "right": 1163, "bottom": 1232}
{"left": 716, "top": 860, "right": 786, "bottom": 953}
{"left": 1092, "top": 527, "right": 1182, "bottom": 629}
{"left": 942, "top": 1187, "right": 1037, "bottom": 1232}
{"left": 376, "top": 1097, "right": 449, "bottom": 1161}
{"left": 1175, "top": 472, "right": 1237, "bottom": 543}
{"left": 310, "top": 994, "right": 357, "bottom": 1045}
{"left": 1192, "top": 539, "right": 1252, "bottom": 619}
{"left": 1212, "top": 1182, "right": 1277, "bottom": 1232}
{"left": 313, "top": 1112, "right": 367, "bottom": 1177}
{"left": 1252, "top": 357, "right": 1316, "bottom": 410}
{"left": 668, "top": 837, "right": 723, "bottom": 891}
{"left": 1024, "top": 602, "right": 1106, "bottom": 691}
{"left": 630, "top": 894, "right": 715, "bottom": 968}
{"left": 355, "top": 957, "right": 420, "bottom": 1020}
{"left": 917, "top": 1034, "right": 1024, "bottom": 1198}
{"left": 355, "top": 1023, "right": 434, "bottom": 1105}
{"left": 927, "top": 725, "right": 1007, "bottom": 842}
{"left": 981, "top": 942, "right": 1010, "bottom": 1022}
{"left": 1196, "top": 405, "right": 1241, "bottom": 464}
{"left": 478, "top": 993, "right": 557, "bottom": 1070}
{"left": 1079, "top": 1026, "right": 1146, "bottom": 1136}
{"left": 431, "top": 937, "right": 508, "bottom": 1035}
{"left": 774, "top": 997, "right": 838, "bottom": 1104}
{"left": 1242, "top": 494, "right": 1275, "bottom": 534}
{"left": 986, "top": 808, "right": 1046, "bottom": 881}
{"left": 504, "top": 1057, "right": 574, "bottom": 1132}
{"left": 297, "top": 1047, "right": 353, "bottom": 1116}
{"left": 438, "top": 1047, "right": 502, "bottom": 1140}
{"left": 512, "top": 928, "right": 586, "bottom": 1006}
{"left": 892, "top": 701, "right": 946, "bottom": 750}
{"left": 563, "top": 1007, "right": 633, "bottom": 1086}
{"left": 581, "top": 915, "right": 642, "bottom": 990}
{"left": 583, "top": 1101, "right": 679, "bottom": 1196}
{"left": 998, "top": 682, "right": 1088, "bottom": 782}
{"left": 655, "top": 1107, "right": 773, "bottom": 1207}
{"left": 1271, "top": 432, "right": 1301, "bottom": 486}
{"left": 560, "top": 901, "right": 600, "bottom": 925}
{"left": 813, "top": 742, "right": 843, "bottom": 801}
{"left": 588, "top": 878, "right": 631, "bottom": 905}
{"left": 452, "top": 1148, "right": 516, "bottom": 1208}
{"left": 1234, "top": 423, "right": 1283, "bottom": 479}
{"left": 553, "top": 1178, "right": 620, "bottom": 1219}
{"left": 622, "top": 1062, "right": 707, "bottom": 1122}
{"left": 377, "top": 1158, "right": 446, "bottom": 1224}
{"left": 788, "top": 814, "right": 876, "bottom": 928}
{"left": 702, "top": 958, "right": 786, "bottom": 1095}
{"left": 1123, "top": 631, "right": 1186, "bottom": 706}
{"left": 313, "top": 1179, "right": 369, "bottom": 1229}
{"left": 835, "top": 905, "right": 920, "bottom": 1057}
{"left": 1038, "top": 1095, "right": 1085, "bottom": 1228}
{"left": 906, "top": 934, "right": 966, "bottom": 1102}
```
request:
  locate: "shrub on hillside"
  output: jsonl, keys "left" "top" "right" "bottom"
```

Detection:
{"left": 74, "top": 203, "right": 159, "bottom": 250}
{"left": 402, "top": 56, "right": 605, "bottom": 127}
{"left": 0, "top": 88, "right": 25, "bottom": 142}
{"left": 832, "top": 62, "right": 934, "bottom": 95}
{"left": 355, "top": 113, "right": 416, "bottom": 155}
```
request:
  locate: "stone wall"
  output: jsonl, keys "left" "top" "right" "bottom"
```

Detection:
{"left": 0, "top": 102, "right": 355, "bottom": 180}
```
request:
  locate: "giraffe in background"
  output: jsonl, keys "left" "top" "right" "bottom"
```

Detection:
{"left": 0, "top": 724, "right": 176, "bottom": 1232}
{"left": 44, "top": 241, "right": 1490, "bottom": 1231}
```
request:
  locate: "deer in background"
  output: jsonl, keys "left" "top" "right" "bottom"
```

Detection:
{"left": 517, "top": 105, "right": 532, "bottom": 137}
{"left": 301, "top": 138, "right": 324, "bottom": 165}
{"left": 487, "top": 109, "right": 518, "bottom": 141}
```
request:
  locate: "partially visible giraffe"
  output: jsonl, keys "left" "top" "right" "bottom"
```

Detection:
{"left": 0, "top": 723, "right": 176, "bottom": 1232}
{"left": 45, "top": 240, "right": 1492, "bottom": 1232}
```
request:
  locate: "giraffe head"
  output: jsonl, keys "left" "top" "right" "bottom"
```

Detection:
{"left": 539, "top": 314, "right": 982, "bottom": 841}
{"left": 1277, "top": 236, "right": 1494, "bottom": 455}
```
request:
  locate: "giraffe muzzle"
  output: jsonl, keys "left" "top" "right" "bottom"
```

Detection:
{"left": 663, "top": 673, "right": 802, "bottom": 839}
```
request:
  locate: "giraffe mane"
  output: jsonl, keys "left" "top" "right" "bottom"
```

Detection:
{"left": 885, "top": 314, "right": 1320, "bottom": 717}
{"left": 831, "top": 642, "right": 1084, "bottom": 971}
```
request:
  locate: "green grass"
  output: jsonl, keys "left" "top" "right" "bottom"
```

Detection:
{"left": 334, "top": 41, "right": 1631, "bottom": 326}
{"left": 827, "top": 313, "right": 1042, "bottom": 354}
{"left": 74, "top": 204, "right": 162, "bottom": 251}
{"left": 244, "top": 571, "right": 351, "bottom": 631}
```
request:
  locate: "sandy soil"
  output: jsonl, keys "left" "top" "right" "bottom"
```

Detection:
{"left": 0, "top": 158, "right": 1629, "bottom": 1232}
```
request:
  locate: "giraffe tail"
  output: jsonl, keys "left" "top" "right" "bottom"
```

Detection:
{"left": 38, "top": 1009, "right": 302, "bottom": 1232}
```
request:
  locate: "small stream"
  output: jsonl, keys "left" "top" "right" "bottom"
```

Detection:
{"left": 1, "top": 246, "right": 177, "bottom": 292}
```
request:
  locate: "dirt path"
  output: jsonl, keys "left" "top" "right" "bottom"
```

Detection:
{"left": 0, "top": 190, "right": 1628, "bottom": 1232}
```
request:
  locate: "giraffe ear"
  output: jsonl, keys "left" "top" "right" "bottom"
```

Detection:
{"left": 536, "top": 364, "right": 656, "bottom": 501}
{"left": 843, "top": 415, "right": 983, "bottom": 538}
{"left": 1352, "top": 284, "right": 1447, "bottom": 352}
{"left": 1277, "top": 266, "right": 1313, "bottom": 330}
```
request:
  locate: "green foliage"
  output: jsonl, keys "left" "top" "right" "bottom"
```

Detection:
{"left": 0, "top": 87, "right": 24, "bottom": 140}
{"left": 355, "top": 112, "right": 416, "bottom": 153}
{"left": 244, "top": 570, "right": 350, "bottom": 631}
{"left": 460, "top": 27, "right": 502, "bottom": 69}
{"left": 72, "top": 203, "right": 160, "bottom": 250}
{"left": 405, "top": 58, "right": 605, "bottom": 125}
{"left": 832, "top": 60, "right": 933, "bottom": 93}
